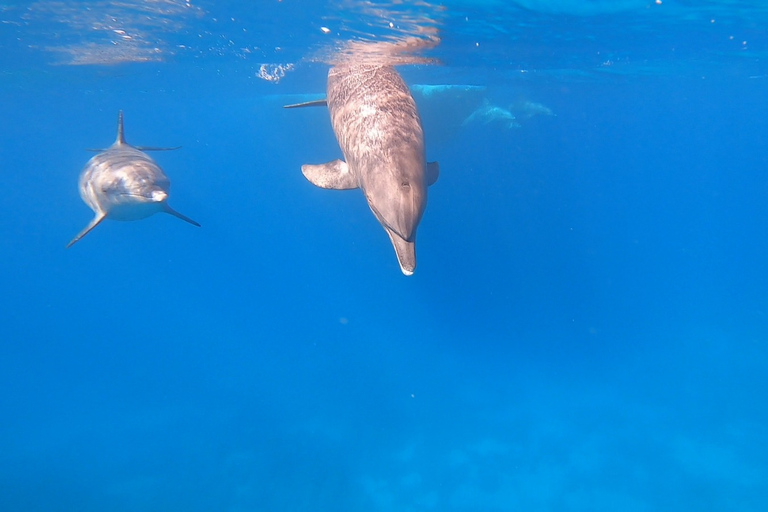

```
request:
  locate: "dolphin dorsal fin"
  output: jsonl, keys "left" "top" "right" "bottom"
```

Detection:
{"left": 109, "top": 111, "right": 178, "bottom": 151}
{"left": 115, "top": 110, "right": 126, "bottom": 145}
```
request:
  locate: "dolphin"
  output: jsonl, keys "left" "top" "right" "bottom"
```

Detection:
{"left": 67, "top": 111, "right": 200, "bottom": 248}
{"left": 285, "top": 64, "right": 439, "bottom": 275}
{"left": 462, "top": 102, "right": 521, "bottom": 129}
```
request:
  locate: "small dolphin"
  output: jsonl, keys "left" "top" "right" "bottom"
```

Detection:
{"left": 67, "top": 111, "right": 200, "bottom": 248}
{"left": 462, "top": 101, "right": 521, "bottom": 129}
{"left": 286, "top": 64, "right": 439, "bottom": 275}
{"left": 511, "top": 100, "right": 555, "bottom": 121}
{"left": 462, "top": 99, "right": 555, "bottom": 130}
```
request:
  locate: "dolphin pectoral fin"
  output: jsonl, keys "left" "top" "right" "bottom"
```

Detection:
{"left": 385, "top": 228, "right": 416, "bottom": 276}
{"left": 163, "top": 204, "right": 201, "bottom": 227}
{"left": 426, "top": 161, "right": 439, "bottom": 186}
{"left": 301, "top": 160, "right": 358, "bottom": 190}
{"left": 66, "top": 213, "right": 107, "bottom": 248}
{"left": 134, "top": 146, "right": 182, "bottom": 152}
{"left": 283, "top": 99, "right": 328, "bottom": 109}
{"left": 84, "top": 145, "right": 181, "bottom": 152}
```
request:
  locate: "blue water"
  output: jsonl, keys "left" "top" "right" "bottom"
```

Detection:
{"left": 1, "top": 1, "right": 767, "bottom": 510}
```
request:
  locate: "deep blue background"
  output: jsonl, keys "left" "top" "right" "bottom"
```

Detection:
{"left": 1, "top": 1, "right": 768, "bottom": 510}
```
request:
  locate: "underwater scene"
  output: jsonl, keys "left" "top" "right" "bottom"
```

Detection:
{"left": 1, "top": 1, "right": 767, "bottom": 510}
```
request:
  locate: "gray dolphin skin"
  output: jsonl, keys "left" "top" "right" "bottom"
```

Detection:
{"left": 67, "top": 111, "right": 200, "bottom": 248}
{"left": 286, "top": 64, "right": 439, "bottom": 275}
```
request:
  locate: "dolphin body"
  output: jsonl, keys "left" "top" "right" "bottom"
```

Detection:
{"left": 67, "top": 111, "right": 200, "bottom": 248}
{"left": 286, "top": 64, "right": 439, "bottom": 275}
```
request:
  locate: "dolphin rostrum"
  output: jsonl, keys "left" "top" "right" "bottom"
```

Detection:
{"left": 286, "top": 64, "right": 439, "bottom": 275}
{"left": 67, "top": 111, "right": 200, "bottom": 248}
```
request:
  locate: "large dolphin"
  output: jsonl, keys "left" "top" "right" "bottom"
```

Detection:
{"left": 286, "top": 64, "right": 439, "bottom": 275}
{"left": 67, "top": 111, "right": 200, "bottom": 248}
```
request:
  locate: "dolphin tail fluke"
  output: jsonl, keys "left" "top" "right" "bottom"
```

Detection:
{"left": 283, "top": 99, "right": 328, "bottom": 109}
{"left": 385, "top": 228, "right": 416, "bottom": 276}
{"left": 301, "top": 160, "right": 358, "bottom": 190}
{"left": 67, "top": 213, "right": 107, "bottom": 248}
{"left": 163, "top": 204, "right": 201, "bottom": 227}
{"left": 426, "top": 161, "right": 439, "bottom": 186}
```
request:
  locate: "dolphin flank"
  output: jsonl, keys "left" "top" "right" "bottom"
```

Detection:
{"left": 67, "top": 111, "right": 200, "bottom": 248}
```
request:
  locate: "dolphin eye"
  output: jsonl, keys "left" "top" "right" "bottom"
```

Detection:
{"left": 401, "top": 181, "right": 410, "bottom": 189}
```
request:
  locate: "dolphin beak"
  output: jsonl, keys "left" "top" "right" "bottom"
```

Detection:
{"left": 151, "top": 190, "right": 168, "bottom": 202}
